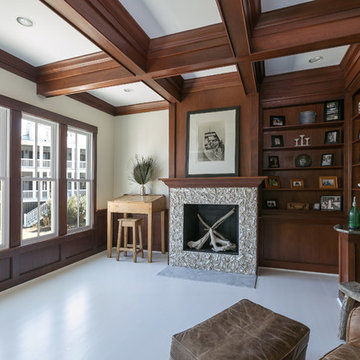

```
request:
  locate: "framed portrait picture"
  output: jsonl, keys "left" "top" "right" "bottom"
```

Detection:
{"left": 320, "top": 153, "right": 334, "bottom": 166}
{"left": 324, "top": 100, "right": 343, "bottom": 122}
{"left": 265, "top": 176, "right": 281, "bottom": 189}
{"left": 265, "top": 200, "right": 278, "bottom": 209}
{"left": 268, "top": 155, "right": 280, "bottom": 168}
{"left": 319, "top": 176, "right": 338, "bottom": 189}
{"left": 185, "top": 106, "right": 239, "bottom": 177}
{"left": 320, "top": 195, "right": 342, "bottom": 211}
{"left": 271, "top": 135, "right": 284, "bottom": 147}
{"left": 270, "top": 116, "right": 285, "bottom": 127}
{"left": 290, "top": 178, "right": 304, "bottom": 189}
{"left": 324, "top": 130, "right": 340, "bottom": 144}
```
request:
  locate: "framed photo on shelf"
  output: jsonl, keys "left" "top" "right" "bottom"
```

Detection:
{"left": 268, "top": 155, "right": 280, "bottom": 168}
{"left": 290, "top": 178, "right": 304, "bottom": 189}
{"left": 185, "top": 106, "right": 239, "bottom": 177}
{"left": 271, "top": 135, "right": 284, "bottom": 147}
{"left": 265, "top": 200, "right": 278, "bottom": 209}
{"left": 319, "top": 176, "right": 338, "bottom": 189}
{"left": 320, "top": 153, "right": 334, "bottom": 166}
{"left": 324, "top": 100, "right": 343, "bottom": 122}
{"left": 320, "top": 195, "right": 342, "bottom": 211}
{"left": 287, "top": 202, "right": 310, "bottom": 210}
{"left": 270, "top": 116, "right": 285, "bottom": 127}
{"left": 324, "top": 130, "right": 340, "bottom": 144}
{"left": 265, "top": 176, "right": 281, "bottom": 189}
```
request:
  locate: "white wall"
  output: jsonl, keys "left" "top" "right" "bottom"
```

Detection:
{"left": 113, "top": 110, "right": 169, "bottom": 198}
{"left": 0, "top": 68, "right": 114, "bottom": 209}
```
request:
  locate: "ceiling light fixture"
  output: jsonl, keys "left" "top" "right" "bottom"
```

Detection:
{"left": 16, "top": 17, "right": 33, "bottom": 27}
{"left": 123, "top": 88, "right": 133, "bottom": 93}
{"left": 308, "top": 55, "right": 323, "bottom": 63}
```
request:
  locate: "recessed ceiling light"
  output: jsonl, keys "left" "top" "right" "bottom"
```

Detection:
{"left": 308, "top": 56, "right": 323, "bottom": 63}
{"left": 16, "top": 17, "right": 34, "bottom": 27}
{"left": 123, "top": 88, "right": 133, "bottom": 93}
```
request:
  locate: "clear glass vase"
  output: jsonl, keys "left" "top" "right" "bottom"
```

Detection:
{"left": 140, "top": 184, "right": 146, "bottom": 196}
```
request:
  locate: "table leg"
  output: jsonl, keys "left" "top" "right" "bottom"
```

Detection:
{"left": 148, "top": 212, "right": 153, "bottom": 263}
{"left": 124, "top": 213, "right": 128, "bottom": 257}
{"left": 161, "top": 210, "right": 165, "bottom": 254}
{"left": 107, "top": 210, "right": 112, "bottom": 258}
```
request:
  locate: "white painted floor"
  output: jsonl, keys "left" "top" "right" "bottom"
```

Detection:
{"left": 0, "top": 251, "right": 342, "bottom": 360}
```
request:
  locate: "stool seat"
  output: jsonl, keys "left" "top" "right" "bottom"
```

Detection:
{"left": 116, "top": 218, "right": 144, "bottom": 262}
{"left": 170, "top": 299, "right": 310, "bottom": 360}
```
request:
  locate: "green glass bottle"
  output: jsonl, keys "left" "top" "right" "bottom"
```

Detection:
{"left": 348, "top": 196, "right": 360, "bottom": 230}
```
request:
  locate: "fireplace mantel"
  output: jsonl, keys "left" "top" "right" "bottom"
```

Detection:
{"left": 160, "top": 176, "right": 267, "bottom": 188}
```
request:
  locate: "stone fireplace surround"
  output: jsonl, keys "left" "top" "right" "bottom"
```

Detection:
{"left": 161, "top": 177, "right": 266, "bottom": 275}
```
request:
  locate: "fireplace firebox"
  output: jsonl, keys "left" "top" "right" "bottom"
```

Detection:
{"left": 183, "top": 204, "right": 239, "bottom": 254}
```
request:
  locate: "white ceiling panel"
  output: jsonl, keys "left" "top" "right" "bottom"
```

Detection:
{"left": 261, "top": 0, "right": 315, "bottom": 12}
{"left": 88, "top": 82, "right": 164, "bottom": 107}
{"left": 0, "top": 0, "right": 99, "bottom": 66}
{"left": 265, "top": 46, "right": 349, "bottom": 76}
{"left": 182, "top": 65, "right": 237, "bottom": 80}
{"left": 118, "top": 0, "right": 222, "bottom": 38}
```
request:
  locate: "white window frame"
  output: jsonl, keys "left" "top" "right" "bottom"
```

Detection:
{"left": 0, "top": 107, "right": 9, "bottom": 249}
{"left": 21, "top": 114, "right": 59, "bottom": 245}
{"left": 66, "top": 127, "right": 93, "bottom": 233}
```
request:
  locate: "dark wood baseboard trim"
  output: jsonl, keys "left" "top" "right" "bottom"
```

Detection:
{"left": 260, "top": 259, "right": 338, "bottom": 274}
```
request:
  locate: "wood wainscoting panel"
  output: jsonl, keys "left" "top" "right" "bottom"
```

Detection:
{"left": 62, "top": 231, "right": 95, "bottom": 260}
{"left": 19, "top": 244, "right": 60, "bottom": 275}
{"left": 259, "top": 213, "right": 345, "bottom": 273}
{"left": 0, "top": 258, "right": 11, "bottom": 282}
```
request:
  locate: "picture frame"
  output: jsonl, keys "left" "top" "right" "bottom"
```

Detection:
{"left": 287, "top": 202, "right": 310, "bottom": 210}
{"left": 185, "top": 106, "right": 239, "bottom": 177}
{"left": 268, "top": 155, "right": 280, "bottom": 168}
{"left": 324, "top": 100, "right": 343, "bottom": 122}
{"left": 270, "top": 116, "right": 285, "bottom": 127}
{"left": 320, "top": 153, "right": 334, "bottom": 166}
{"left": 324, "top": 130, "right": 340, "bottom": 144}
{"left": 271, "top": 135, "right": 284, "bottom": 147}
{"left": 320, "top": 195, "right": 342, "bottom": 211}
{"left": 319, "top": 176, "right": 338, "bottom": 189}
{"left": 265, "top": 200, "right": 278, "bottom": 209}
{"left": 265, "top": 176, "right": 281, "bottom": 189}
{"left": 290, "top": 178, "right": 304, "bottom": 189}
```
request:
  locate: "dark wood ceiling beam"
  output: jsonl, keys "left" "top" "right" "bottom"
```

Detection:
{"left": 216, "top": 0, "right": 260, "bottom": 94}
{"left": 183, "top": 72, "right": 241, "bottom": 95}
{"left": 40, "top": 0, "right": 149, "bottom": 74}
{"left": 0, "top": 49, "right": 36, "bottom": 82}
{"left": 251, "top": 1, "right": 360, "bottom": 60}
{"left": 40, "top": 0, "right": 184, "bottom": 102}
{"left": 68, "top": 93, "right": 116, "bottom": 116}
{"left": 115, "top": 100, "right": 169, "bottom": 116}
{"left": 147, "top": 24, "right": 234, "bottom": 78}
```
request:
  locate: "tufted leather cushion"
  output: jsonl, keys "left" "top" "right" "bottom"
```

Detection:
{"left": 170, "top": 299, "right": 310, "bottom": 360}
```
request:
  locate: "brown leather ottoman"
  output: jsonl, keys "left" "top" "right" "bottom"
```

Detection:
{"left": 170, "top": 299, "right": 310, "bottom": 360}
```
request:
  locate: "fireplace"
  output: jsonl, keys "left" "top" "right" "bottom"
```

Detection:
{"left": 183, "top": 204, "right": 239, "bottom": 254}
{"left": 160, "top": 177, "right": 265, "bottom": 275}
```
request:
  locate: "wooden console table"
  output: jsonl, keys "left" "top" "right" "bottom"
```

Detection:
{"left": 107, "top": 195, "right": 166, "bottom": 262}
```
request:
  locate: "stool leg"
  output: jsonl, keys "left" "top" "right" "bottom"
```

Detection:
{"left": 116, "top": 222, "right": 122, "bottom": 261}
{"left": 124, "top": 226, "right": 128, "bottom": 257}
{"left": 138, "top": 224, "right": 144, "bottom": 258}
{"left": 132, "top": 224, "right": 137, "bottom": 263}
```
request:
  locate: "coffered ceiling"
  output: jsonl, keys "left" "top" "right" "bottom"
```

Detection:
{"left": 0, "top": 0, "right": 359, "bottom": 113}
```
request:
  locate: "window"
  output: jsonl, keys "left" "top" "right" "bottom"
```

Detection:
{"left": 67, "top": 128, "right": 93, "bottom": 231}
{"left": 0, "top": 107, "right": 9, "bottom": 249}
{"left": 21, "top": 115, "right": 58, "bottom": 244}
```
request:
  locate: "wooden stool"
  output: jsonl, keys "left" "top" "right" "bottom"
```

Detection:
{"left": 116, "top": 218, "right": 144, "bottom": 262}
